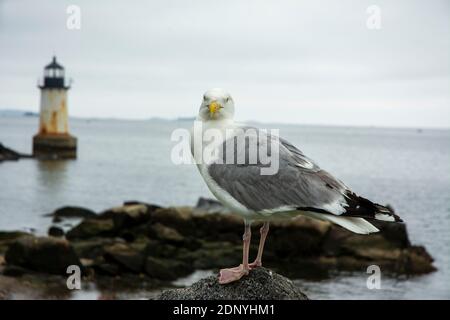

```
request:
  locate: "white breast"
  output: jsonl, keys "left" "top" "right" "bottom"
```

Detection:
{"left": 191, "top": 119, "right": 254, "bottom": 217}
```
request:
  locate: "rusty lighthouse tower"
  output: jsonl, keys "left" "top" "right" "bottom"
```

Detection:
{"left": 33, "top": 56, "right": 77, "bottom": 159}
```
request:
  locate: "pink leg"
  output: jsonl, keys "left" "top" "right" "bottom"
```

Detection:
{"left": 249, "top": 222, "right": 270, "bottom": 269}
{"left": 218, "top": 220, "right": 252, "bottom": 284}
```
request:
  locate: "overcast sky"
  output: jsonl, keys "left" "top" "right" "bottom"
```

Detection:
{"left": 1, "top": 0, "right": 449, "bottom": 128}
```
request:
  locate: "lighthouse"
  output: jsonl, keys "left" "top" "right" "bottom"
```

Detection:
{"left": 33, "top": 56, "right": 77, "bottom": 159}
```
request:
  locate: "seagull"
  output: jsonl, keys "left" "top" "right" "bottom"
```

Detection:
{"left": 191, "top": 88, "right": 403, "bottom": 284}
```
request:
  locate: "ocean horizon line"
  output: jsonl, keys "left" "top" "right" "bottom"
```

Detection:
{"left": 1, "top": 107, "right": 449, "bottom": 131}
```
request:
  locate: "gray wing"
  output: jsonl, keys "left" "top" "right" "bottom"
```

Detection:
{"left": 207, "top": 128, "right": 349, "bottom": 215}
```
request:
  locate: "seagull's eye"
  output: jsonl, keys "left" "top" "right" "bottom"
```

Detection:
{"left": 225, "top": 97, "right": 230, "bottom": 103}
{"left": 203, "top": 95, "right": 208, "bottom": 101}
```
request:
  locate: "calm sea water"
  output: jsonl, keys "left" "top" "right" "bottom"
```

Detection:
{"left": 1, "top": 116, "right": 449, "bottom": 299}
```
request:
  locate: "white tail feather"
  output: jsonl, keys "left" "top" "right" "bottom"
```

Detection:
{"left": 303, "top": 212, "right": 379, "bottom": 234}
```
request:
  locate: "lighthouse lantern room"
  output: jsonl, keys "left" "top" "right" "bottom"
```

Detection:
{"left": 33, "top": 56, "right": 77, "bottom": 159}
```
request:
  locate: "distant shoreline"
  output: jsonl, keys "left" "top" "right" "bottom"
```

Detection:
{"left": 1, "top": 108, "right": 450, "bottom": 131}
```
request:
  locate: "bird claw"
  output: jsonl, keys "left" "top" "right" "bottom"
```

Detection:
{"left": 218, "top": 265, "right": 249, "bottom": 284}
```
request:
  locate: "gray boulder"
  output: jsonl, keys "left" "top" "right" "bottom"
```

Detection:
{"left": 50, "top": 206, "right": 97, "bottom": 220}
{"left": 195, "top": 197, "right": 230, "bottom": 214}
{"left": 144, "top": 256, "right": 193, "bottom": 280}
{"left": 0, "top": 143, "right": 31, "bottom": 161}
{"left": 48, "top": 226, "right": 64, "bottom": 237}
{"left": 99, "top": 204, "right": 154, "bottom": 230}
{"left": 4, "top": 236, "right": 81, "bottom": 275}
{"left": 0, "top": 231, "right": 32, "bottom": 254}
{"left": 103, "top": 243, "right": 145, "bottom": 273}
{"left": 66, "top": 218, "right": 115, "bottom": 239}
{"left": 159, "top": 267, "right": 308, "bottom": 300}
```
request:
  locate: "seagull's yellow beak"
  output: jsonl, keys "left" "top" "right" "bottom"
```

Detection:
{"left": 208, "top": 101, "right": 221, "bottom": 116}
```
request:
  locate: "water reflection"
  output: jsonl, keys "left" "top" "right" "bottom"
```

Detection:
{"left": 35, "top": 160, "right": 69, "bottom": 194}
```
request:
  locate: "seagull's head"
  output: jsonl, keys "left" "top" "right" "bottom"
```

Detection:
{"left": 198, "top": 88, "right": 235, "bottom": 121}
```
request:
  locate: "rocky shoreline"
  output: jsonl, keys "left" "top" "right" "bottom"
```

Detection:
{"left": 0, "top": 198, "right": 436, "bottom": 299}
{"left": 0, "top": 143, "right": 32, "bottom": 162}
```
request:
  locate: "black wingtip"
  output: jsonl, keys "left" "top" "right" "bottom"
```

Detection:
{"left": 376, "top": 204, "right": 403, "bottom": 223}
{"left": 342, "top": 192, "right": 404, "bottom": 223}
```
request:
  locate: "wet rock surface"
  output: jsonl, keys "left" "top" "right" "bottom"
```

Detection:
{"left": 0, "top": 231, "right": 31, "bottom": 254}
{"left": 5, "top": 236, "right": 81, "bottom": 275}
{"left": 48, "top": 226, "right": 64, "bottom": 237}
{"left": 195, "top": 197, "right": 231, "bottom": 214}
{"left": 66, "top": 218, "right": 116, "bottom": 239}
{"left": 159, "top": 267, "right": 308, "bottom": 300}
{"left": 0, "top": 143, "right": 32, "bottom": 161}
{"left": 47, "top": 206, "right": 97, "bottom": 220}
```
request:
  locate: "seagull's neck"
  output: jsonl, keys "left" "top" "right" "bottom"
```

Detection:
{"left": 201, "top": 118, "right": 235, "bottom": 131}
{"left": 190, "top": 118, "right": 236, "bottom": 165}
